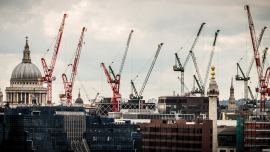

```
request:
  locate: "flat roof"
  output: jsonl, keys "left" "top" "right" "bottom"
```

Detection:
{"left": 218, "top": 126, "right": 236, "bottom": 135}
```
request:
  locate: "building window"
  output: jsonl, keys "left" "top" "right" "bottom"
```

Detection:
{"left": 203, "top": 105, "right": 209, "bottom": 109}
{"left": 179, "top": 99, "right": 187, "bottom": 103}
{"left": 166, "top": 99, "right": 176, "bottom": 103}
{"left": 204, "top": 100, "right": 209, "bottom": 103}
{"left": 189, "top": 111, "right": 200, "bottom": 115}
{"left": 230, "top": 150, "right": 234, "bottom": 152}
{"left": 158, "top": 99, "right": 165, "bottom": 103}
{"left": 171, "top": 111, "right": 176, "bottom": 114}
{"left": 171, "top": 105, "right": 177, "bottom": 109}
{"left": 159, "top": 111, "right": 165, "bottom": 114}
{"left": 166, "top": 105, "right": 171, "bottom": 109}
{"left": 159, "top": 105, "right": 165, "bottom": 109}
{"left": 220, "top": 150, "right": 226, "bottom": 152}
{"left": 189, "top": 105, "right": 201, "bottom": 109}
{"left": 195, "top": 129, "right": 202, "bottom": 134}
{"left": 181, "top": 105, "right": 187, "bottom": 109}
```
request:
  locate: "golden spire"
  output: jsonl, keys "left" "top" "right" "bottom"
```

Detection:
{"left": 211, "top": 66, "right": 215, "bottom": 79}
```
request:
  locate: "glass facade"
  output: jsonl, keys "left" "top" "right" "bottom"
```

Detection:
{"left": 86, "top": 116, "right": 142, "bottom": 151}
{"left": 0, "top": 107, "right": 142, "bottom": 152}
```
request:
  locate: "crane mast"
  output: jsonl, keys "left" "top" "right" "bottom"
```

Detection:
{"left": 173, "top": 23, "right": 205, "bottom": 96}
{"left": 61, "top": 27, "right": 86, "bottom": 106}
{"left": 41, "top": 14, "right": 68, "bottom": 105}
{"left": 177, "top": 77, "right": 189, "bottom": 93}
{"left": 203, "top": 30, "right": 220, "bottom": 92}
{"left": 109, "top": 30, "right": 134, "bottom": 80}
{"left": 255, "top": 47, "right": 268, "bottom": 101}
{"left": 247, "top": 26, "right": 267, "bottom": 77}
{"left": 130, "top": 43, "right": 163, "bottom": 100}
{"left": 244, "top": 5, "right": 270, "bottom": 112}
{"left": 119, "top": 30, "right": 134, "bottom": 75}
{"left": 235, "top": 27, "right": 265, "bottom": 103}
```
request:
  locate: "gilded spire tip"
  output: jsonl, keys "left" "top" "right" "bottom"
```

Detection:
{"left": 211, "top": 66, "right": 215, "bottom": 79}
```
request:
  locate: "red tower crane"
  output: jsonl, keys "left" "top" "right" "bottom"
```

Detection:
{"left": 101, "top": 63, "right": 121, "bottom": 112}
{"left": 41, "top": 14, "right": 68, "bottom": 105}
{"left": 101, "top": 30, "right": 134, "bottom": 112}
{"left": 61, "top": 27, "right": 87, "bottom": 106}
{"left": 245, "top": 5, "right": 270, "bottom": 112}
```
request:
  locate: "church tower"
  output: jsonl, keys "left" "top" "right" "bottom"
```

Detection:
{"left": 22, "top": 36, "right": 31, "bottom": 63}
{"left": 228, "top": 77, "right": 236, "bottom": 110}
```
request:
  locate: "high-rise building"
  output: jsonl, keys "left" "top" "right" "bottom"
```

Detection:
{"left": 228, "top": 77, "right": 236, "bottom": 110}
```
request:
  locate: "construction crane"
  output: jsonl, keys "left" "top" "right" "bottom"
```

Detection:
{"left": 77, "top": 75, "right": 99, "bottom": 107}
{"left": 255, "top": 47, "right": 269, "bottom": 101}
{"left": 109, "top": 30, "right": 134, "bottom": 80}
{"left": 173, "top": 23, "right": 205, "bottom": 96}
{"left": 177, "top": 77, "right": 189, "bottom": 92}
{"left": 101, "top": 30, "right": 134, "bottom": 112}
{"left": 101, "top": 63, "right": 121, "bottom": 112}
{"left": 247, "top": 86, "right": 255, "bottom": 104}
{"left": 244, "top": 5, "right": 270, "bottom": 112}
{"left": 186, "top": 30, "right": 220, "bottom": 96}
{"left": 235, "top": 27, "right": 266, "bottom": 103}
{"left": 130, "top": 43, "right": 163, "bottom": 100}
{"left": 193, "top": 75, "right": 203, "bottom": 94}
{"left": 41, "top": 14, "right": 68, "bottom": 105}
{"left": 60, "top": 27, "right": 86, "bottom": 106}
{"left": 202, "top": 30, "right": 220, "bottom": 92}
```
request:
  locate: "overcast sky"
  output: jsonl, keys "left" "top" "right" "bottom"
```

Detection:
{"left": 0, "top": 0, "right": 270, "bottom": 104}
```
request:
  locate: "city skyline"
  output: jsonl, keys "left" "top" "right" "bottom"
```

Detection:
{"left": 0, "top": 0, "right": 270, "bottom": 104}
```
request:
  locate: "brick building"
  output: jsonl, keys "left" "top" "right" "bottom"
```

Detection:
{"left": 140, "top": 119, "right": 213, "bottom": 152}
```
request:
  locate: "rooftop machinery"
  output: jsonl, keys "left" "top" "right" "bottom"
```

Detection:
{"left": 101, "top": 30, "right": 134, "bottom": 112}
{"left": 60, "top": 27, "right": 87, "bottom": 106}
{"left": 41, "top": 14, "right": 68, "bottom": 105}
{"left": 244, "top": 5, "right": 270, "bottom": 112}
{"left": 130, "top": 43, "right": 163, "bottom": 100}
{"left": 173, "top": 23, "right": 205, "bottom": 96}
{"left": 235, "top": 26, "right": 267, "bottom": 104}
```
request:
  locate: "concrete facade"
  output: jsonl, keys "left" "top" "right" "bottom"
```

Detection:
{"left": 207, "top": 67, "right": 219, "bottom": 152}
{"left": 217, "top": 120, "right": 237, "bottom": 127}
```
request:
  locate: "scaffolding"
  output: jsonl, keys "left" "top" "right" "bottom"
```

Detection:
{"left": 95, "top": 102, "right": 155, "bottom": 116}
{"left": 236, "top": 119, "right": 244, "bottom": 152}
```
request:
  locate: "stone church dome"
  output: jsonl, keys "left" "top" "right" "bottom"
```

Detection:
{"left": 75, "top": 89, "right": 84, "bottom": 104}
{"left": 11, "top": 63, "right": 42, "bottom": 81}
{"left": 10, "top": 36, "right": 42, "bottom": 81}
